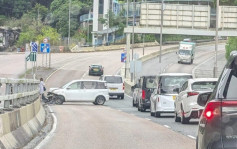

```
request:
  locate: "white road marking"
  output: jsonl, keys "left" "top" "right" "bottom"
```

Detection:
{"left": 145, "top": 118, "right": 151, "bottom": 121}
{"left": 163, "top": 125, "right": 171, "bottom": 129}
{"left": 35, "top": 106, "right": 57, "bottom": 149}
{"left": 117, "top": 109, "right": 122, "bottom": 112}
{"left": 187, "top": 135, "right": 196, "bottom": 140}
{"left": 81, "top": 71, "right": 88, "bottom": 79}
{"left": 125, "top": 94, "right": 133, "bottom": 99}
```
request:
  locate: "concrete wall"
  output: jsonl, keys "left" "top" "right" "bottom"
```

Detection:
{"left": 0, "top": 98, "right": 45, "bottom": 149}
{"left": 140, "top": 3, "right": 210, "bottom": 29}
{"left": 219, "top": 6, "right": 237, "bottom": 29}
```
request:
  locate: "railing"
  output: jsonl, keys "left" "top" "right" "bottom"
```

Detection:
{"left": 0, "top": 78, "right": 40, "bottom": 113}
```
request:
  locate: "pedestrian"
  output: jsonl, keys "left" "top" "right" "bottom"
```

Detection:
{"left": 39, "top": 78, "right": 46, "bottom": 102}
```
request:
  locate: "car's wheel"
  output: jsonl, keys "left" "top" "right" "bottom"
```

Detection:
{"left": 95, "top": 96, "right": 106, "bottom": 105}
{"left": 155, "top": 112, "right": 161, "bottom": 117}
{"left": 150, "top": 112, "right": 155, "bottom": 116}
{"left": 133, "top": 99, "right": 136, "bottom": 107}
{"left": 121, "top": 95, "right": 124, "bottom": 99}
{"left": 175, "top": 112, "right": 181, "bottom": 122}
{"left": 178, "top": 61, "right": 180, "bottom": 64}
{"left": 191, "top": 59, "right": 194, "bottom": 64}
{"left": 181, "top": 107, "right": 189, "bottom": 124}
{"left": 93, "top": 102, "right": 98, "bottom": 105}
{"left": 55, "top": 95, "right": 64, "bottom": 105}
{"left": 196, "top": 137, "right": 198, "bottom": 149}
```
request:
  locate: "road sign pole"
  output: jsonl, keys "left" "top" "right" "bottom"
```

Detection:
{"left": 46, "top": 53, "right": 48, "bottom": 67}
{"left": 49, "top": 53, "right": 51, "bottom": 68}
{"left": 25, "top": 58, "right": 27, "bottom": 78}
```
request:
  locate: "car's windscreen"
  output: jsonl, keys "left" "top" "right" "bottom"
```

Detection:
{"left": 145, "top": 77, "right": 157, "bottom": 89}
{"left": 179, "top": 50, "right": 191, "bottom": 55}
{"left": 192, "top": 81, "right": 217, "bottom": 91}
{"left": 160, "top": 75, "right": 192, "bottom": 94}
{"left": 104, "top": 76, "right": 122, "bottom": 84}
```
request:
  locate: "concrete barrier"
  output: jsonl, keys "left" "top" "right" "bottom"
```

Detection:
{"left": 0, "top": 98, "right": 45, "bottom": 149}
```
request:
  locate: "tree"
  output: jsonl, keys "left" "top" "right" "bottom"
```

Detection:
{"left": 225, "top": 37, "right": 237, "bottom": 60}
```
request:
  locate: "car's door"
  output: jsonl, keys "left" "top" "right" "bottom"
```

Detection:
{"left": 176, "top": 81, "right": 188, "bottom": 115}
{"left": 221, "top": 68, "right": 237, "bottom": 148}
{"left": 81, "top": 81, "right": 97, "bottom": 101}
{"left": 65, "top": 81, "right": 84, "bottom": 101}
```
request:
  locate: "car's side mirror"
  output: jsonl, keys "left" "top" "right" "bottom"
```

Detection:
{"left": 66, "top": 86, "right": 71, "bottom": 90}
{"left": 197, "top": 92, "right": 212, "bottom": 107}
{"left": 173, "top": 88, "right": 180, "bottom": 93}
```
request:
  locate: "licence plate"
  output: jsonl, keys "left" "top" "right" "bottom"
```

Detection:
{"left": 93, "top": 69, "right": 99, "bottom": 71}
{"left": 110, "top": 88, "right": 117, "bottom": 90}
{"left": 173, "top": 96, "right": 177, "bottom": 100}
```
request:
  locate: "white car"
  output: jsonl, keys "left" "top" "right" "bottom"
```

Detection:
{"left": 49, "top": 80, "right": 109, "bottom": 105}
{"left": 150, "top": 73, "right": 193, "bottom": 117}
{"left": 174, "top": 78, "right": 218, "bottom": 124}
{"left": 99, "top": 75, "right": 124, "bottom": 99}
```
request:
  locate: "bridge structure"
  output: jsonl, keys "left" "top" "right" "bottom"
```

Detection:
{"left": 124, "top": 2, "right": 237, "bottom": 80}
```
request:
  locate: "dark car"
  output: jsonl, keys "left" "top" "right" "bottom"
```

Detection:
{"left": 89, "top": 65, "right": 104, "bottom": 76}
{"left": 196, "top": 51, "right": 237, "bottom": 149}
{"left": 136, "top": 76, "right": 157, "bottom": 112}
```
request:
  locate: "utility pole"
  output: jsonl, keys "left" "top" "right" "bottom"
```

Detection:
{"left": 214, "top": 0, "right": 219, "bottom": 78}
{"left": 125, "top": 0, "right": 129, "bottom": 78}
{"left": 87, "top": 9, "right": 91, "bottom": 44}
{"left": 126, "top": 0, "right": 129, "bottom": 27}
{"left": 132, "top": 0, "right": 135, "bottom": 60}
{"left": 68, "top": 0, "right": 71, "bottom": 47}
{"left": 159, "top": 0, "right": 164, "bottom": 65}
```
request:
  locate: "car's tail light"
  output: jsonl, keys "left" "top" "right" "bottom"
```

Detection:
{"left": 123, "top": 83, "right": 124, "bottom": 90}
{"left": 142, "top": 90, "right": 145, "bottom": 100}
{"left": 187, "top": 92, "right": 199, "bottom": 97}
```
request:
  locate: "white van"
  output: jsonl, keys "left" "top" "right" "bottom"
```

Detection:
{"left": 49, "top": 80, "right": 109, "bottom": 105}
{"left": 150, "top": 73, "right": 193, "bottom": 117}
{"left": 100, "top": 75, "right": 124, "bottom": 99}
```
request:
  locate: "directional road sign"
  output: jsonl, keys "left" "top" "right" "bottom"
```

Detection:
{"left": 121, "top": 53, "right": 126, "bottom": 62}
{"left": 31, "top": 42, "right": 38, "bottom": 52}
{"left": 40, "top": 43, "right": 50, "bottom": 53}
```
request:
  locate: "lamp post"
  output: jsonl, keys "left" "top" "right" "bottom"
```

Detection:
{"left": 159, "top": 0, "right": 164, "bottom": 65}
{"left": 214, "top": 0, "right": 219, "bottom": 78}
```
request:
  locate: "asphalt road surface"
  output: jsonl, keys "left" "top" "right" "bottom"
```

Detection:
{"left": 37, "top": 44, "right": 226, "bottom": 149}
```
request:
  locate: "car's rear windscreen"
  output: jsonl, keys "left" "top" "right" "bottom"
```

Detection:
{"left": 104, "top": 76, "right": 122, "bottom": 84}
{"left": 144, "top": 77, "right": 157, "bottom": 89}
{"left": 192, "top": 81, "right": 217, "bottom": 91}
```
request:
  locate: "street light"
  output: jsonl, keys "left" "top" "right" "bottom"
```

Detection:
{"left": 214, "top": 0, "right": 219, "bottom": 78}
{"left": 159, "top": 0, "right": 164, "bottom": 65}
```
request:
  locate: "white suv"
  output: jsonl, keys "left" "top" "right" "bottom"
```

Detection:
{"left": 49, "top": 80, "right": 109, "bottom": 105}
{"left": 174, "top": 78, "right": 217, "bottom": 124}
{"left": 100, "top": 75, "right": 124, "bottom": 99}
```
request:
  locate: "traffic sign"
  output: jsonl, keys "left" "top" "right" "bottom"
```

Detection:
{"left": 26, "top": 52, "right": 37, "bottom": 61}
{"left": 43, "top": 38, "right": 48, "bottom": 43}
{"left": 31, "top": 42, "right": 38, "bottom": 52}
{"left": 40, "top": 43, "right": 50, "bottom": 53}
{"left": 121, "top": 53, "right": 126, "bottom": 62}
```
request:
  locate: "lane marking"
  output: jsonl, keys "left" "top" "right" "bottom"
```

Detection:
{"left": 163, "top": 125, "right": 171, "bottom": 129}
{"left": 81, "top": 71, "right": 88, "bottom": 79}
{"left": 35, "top": 106, "right": 57, "bottom": 149}
{"left": 187, "top": 135, "right": 196, "bottom": 140}
{"left": 125, "top": 94, "right": 132, "bottom": 99}
{"left": 191, "top": 51, "right": 225, "bottom": 78}
{"left": 117, "top": 109, "right": 122, "bottom": 112}
{"left": 145, "top": 118, "right": 151, "bottom": 121}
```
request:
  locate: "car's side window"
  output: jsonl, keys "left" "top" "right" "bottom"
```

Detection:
{"left": 95, "top": 82, "right": 106, "bottom": 89}
{"left": 224, "top": 71, "right": 237, "bottom": 99}
{"left": 181, "top": 81, "right": 188, "bottom": 92}
{"left": 99, "top": 76, "right": 103, "bottom": 80}
{"left": 82, "top": 81, "right": 96, "bottom": 89}
{"left": 68, "top": 82, "right": 81, "bottom": 90}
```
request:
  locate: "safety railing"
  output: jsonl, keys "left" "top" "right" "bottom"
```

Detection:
{"left": 0, "top": 78, "right": 40, "bottom": 113}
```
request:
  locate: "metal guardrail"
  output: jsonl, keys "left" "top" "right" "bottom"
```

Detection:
{"left": 0, "top": 78, "right": 40, "bottom": 113}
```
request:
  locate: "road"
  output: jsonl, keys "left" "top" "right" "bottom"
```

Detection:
{"left": 38, "top": 44, "right": 225, "bottom": 149}
{"left": 0, "top": 44, "right": 225, "bottom": 149}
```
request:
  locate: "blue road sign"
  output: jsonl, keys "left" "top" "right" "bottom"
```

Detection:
{"left": 121, "top": 53, "right": 126, "bottom": 62}
{"left": 31, "top": 42, "right": 38, "bottom": 52}
{"left": 40, "top": 43, "right": 50, "bottom": 53}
